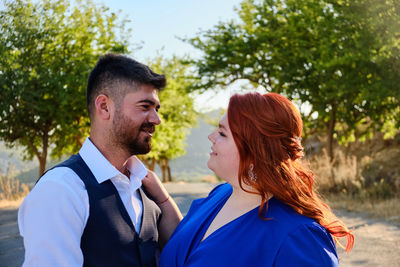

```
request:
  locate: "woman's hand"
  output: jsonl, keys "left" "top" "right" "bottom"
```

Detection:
{"left": 142, "top": 170, "right": 170, "bottom": 204}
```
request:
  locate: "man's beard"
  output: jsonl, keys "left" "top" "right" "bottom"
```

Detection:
{"left": 112, "top": 113, "right": 155, "bottom": 155}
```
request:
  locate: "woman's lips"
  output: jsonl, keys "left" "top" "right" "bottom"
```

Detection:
{"left": 210, "top": 148, "right": 217, "bottom": 156}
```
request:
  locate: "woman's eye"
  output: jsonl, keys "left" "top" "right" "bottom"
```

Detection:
{"left": 218, "top": 131, "right": 226, "bottom": 137}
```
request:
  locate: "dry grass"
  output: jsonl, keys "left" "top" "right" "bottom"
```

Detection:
{"left": 308, "top": 146, "right": 399, "bottom": 197}
{"left": 307, "top": 149, "right": 361, "bottom": 193}
{"left": 0, "top": 197, "right": 24, "bottom": 209}
{"left": 324, "top": 193, "right": 400, "bottom": 225}
{"left": 0, "top": 164, "right": 30, "bottom": 201}
{"left": 304, "top": 146, "right": 400, "bottom": 224}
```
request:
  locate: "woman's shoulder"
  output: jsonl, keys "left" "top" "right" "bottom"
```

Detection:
{"left": 259, "top": 198, "right": 334, "bottom": 245}
{"left": 267, "top": 197, "right": 317, "bottom": 226}
{"left": 273, "top": 221, "right": 338, "bottom": 266}
{"left": 263, "top": 198, "right": 338, "bottom": 266}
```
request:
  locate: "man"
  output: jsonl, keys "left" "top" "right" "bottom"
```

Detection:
{"left": 18, "top": 53, "right": 182, "bottom": 266}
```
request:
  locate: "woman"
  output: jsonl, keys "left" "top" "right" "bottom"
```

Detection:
{"left": 144, "top": 92, "right": 353, "bottom": 266}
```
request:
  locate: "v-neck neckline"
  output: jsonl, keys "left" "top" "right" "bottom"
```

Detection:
{"left": 197, "top": 185, "right": 261, "bottom": 246}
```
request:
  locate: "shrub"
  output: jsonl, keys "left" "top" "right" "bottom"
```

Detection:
{"left": 308, "top": 148, "right": 398, "bottom": 199}
{"left": 0, "top": 164, "right": 30, "bottom": 200}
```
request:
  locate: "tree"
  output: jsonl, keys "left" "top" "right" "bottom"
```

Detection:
{"left": 139, "top": 55, "right": 197, "bottom": 182}
{"left": 0, "top": 0, "right": 131, "bottom": 176}
{"left": 186, "top": 0, "right": 400, "bottom": 163}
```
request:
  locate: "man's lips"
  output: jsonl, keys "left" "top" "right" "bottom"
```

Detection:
{"left": 140, "top": 125, "right": 155, "bottom": 136}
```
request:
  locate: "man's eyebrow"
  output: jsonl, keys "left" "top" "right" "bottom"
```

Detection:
{"left": 138, "top": 99, "right": 160, "bottom": 109}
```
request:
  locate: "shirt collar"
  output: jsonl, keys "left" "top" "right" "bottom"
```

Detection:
{"left": 79, "top": 138, "right": 147, "bottom": 185}
{"left": 125, "top": 155, "right": 147, "bottom": 189}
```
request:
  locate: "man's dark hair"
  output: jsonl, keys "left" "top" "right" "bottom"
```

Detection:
{"left": 86, "top": 53, "right": 166, "bottom": 119}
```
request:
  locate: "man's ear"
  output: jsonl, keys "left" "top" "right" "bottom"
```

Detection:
{"left": 94, "top": 94, "right": 112, "bottom": 120}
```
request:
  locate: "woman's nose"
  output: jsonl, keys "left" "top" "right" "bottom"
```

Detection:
{"left": 208, "top": 132, "right": 216, "bottom": 143}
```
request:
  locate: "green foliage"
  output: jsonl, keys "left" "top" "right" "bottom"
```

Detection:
{"left": 140, "top": 55, "right": 197, "bottom": 165}
{"left": 0, "top": 0, "right": 131, "bottom": 175}
{"left": 186, "top": 0, "right": 400, "bottom": 157}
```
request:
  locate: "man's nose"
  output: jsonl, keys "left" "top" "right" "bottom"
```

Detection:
{"left": 149, "top": 109, "right": 161, "bottom": 125}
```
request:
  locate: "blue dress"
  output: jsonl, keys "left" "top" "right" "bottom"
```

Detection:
{"left": 160, "top": 183, "right": 339, "bottom": 267}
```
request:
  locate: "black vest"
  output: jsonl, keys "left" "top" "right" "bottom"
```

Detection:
{"left": 44, "top": 154, "right": 161, "bottom": 267}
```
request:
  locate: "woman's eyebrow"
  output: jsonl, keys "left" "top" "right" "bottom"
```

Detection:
{"left": 218, "top": 123, "right": 227, "bottom": 130}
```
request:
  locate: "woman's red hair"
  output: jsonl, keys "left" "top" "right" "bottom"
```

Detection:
{"left": 228, "top": 92, "right": 354, "bottom": 252}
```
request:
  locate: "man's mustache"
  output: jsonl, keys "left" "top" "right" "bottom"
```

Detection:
{"left": 140, "top": 123, "right": 155, "bottom": 134}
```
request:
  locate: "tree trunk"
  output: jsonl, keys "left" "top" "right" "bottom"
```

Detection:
{"left": 327, "top": 103, "right": 337, "bottom": 163}
{"left": 27, "top": 131, "right": 49, "bottom": 178}
{"left": 38, "top": 155, "right": 47, "bottom": 177}
{"left": 149, "top": 158, "right": 156, "bottom": 171}
{"left": 39, "top": 128, "right": 49, "bottom": 177}
{"left": 167, "top": 161, "right": 172, "bottom": 182}
{"left": 327, "top": 103, "right": 337, "bottom": 188}
{"left": 158, "top": 158, "right": 168, "bottom": 183}
{"left": 141, "top": 158, "right": 149, "bottom": 168}
{"left": 141, "top": 158, "right": 156, "bottom": 171}
{"left": 74, "top": 135, "right": 84, "bottom": 147}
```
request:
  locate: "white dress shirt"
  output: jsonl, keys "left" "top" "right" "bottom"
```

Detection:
{"left": 18, "top": 138, "right": 147, "bottom": 267}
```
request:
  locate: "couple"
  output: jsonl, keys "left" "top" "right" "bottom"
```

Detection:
{"left": 19, "top": 53, "right": 353, "bottom": 266}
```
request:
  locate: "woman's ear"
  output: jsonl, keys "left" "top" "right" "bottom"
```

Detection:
{"left": 94, "top": 94, "right": 111, "bottom": 120}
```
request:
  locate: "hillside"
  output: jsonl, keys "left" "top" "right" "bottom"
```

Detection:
{"left": 0, "top": 143, "right": 37, "bottom": 180}
{"left": 168, "top": 114, "right": 216, "bottom": 180}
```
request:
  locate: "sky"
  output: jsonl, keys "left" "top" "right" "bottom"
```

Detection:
{"left": 97, "top": 0, "right": 260, "bottom": 111}
{"left": 99, "top": 0, "right": 241, "bottom": 61}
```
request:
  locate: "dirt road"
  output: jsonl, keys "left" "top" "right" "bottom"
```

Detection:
{"left": 1, "top": 183, "right": 399, "bottom": 267}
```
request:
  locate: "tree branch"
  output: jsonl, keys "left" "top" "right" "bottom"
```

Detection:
{"left": 26, "top": 138, "right": 40, "bottom": 159}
